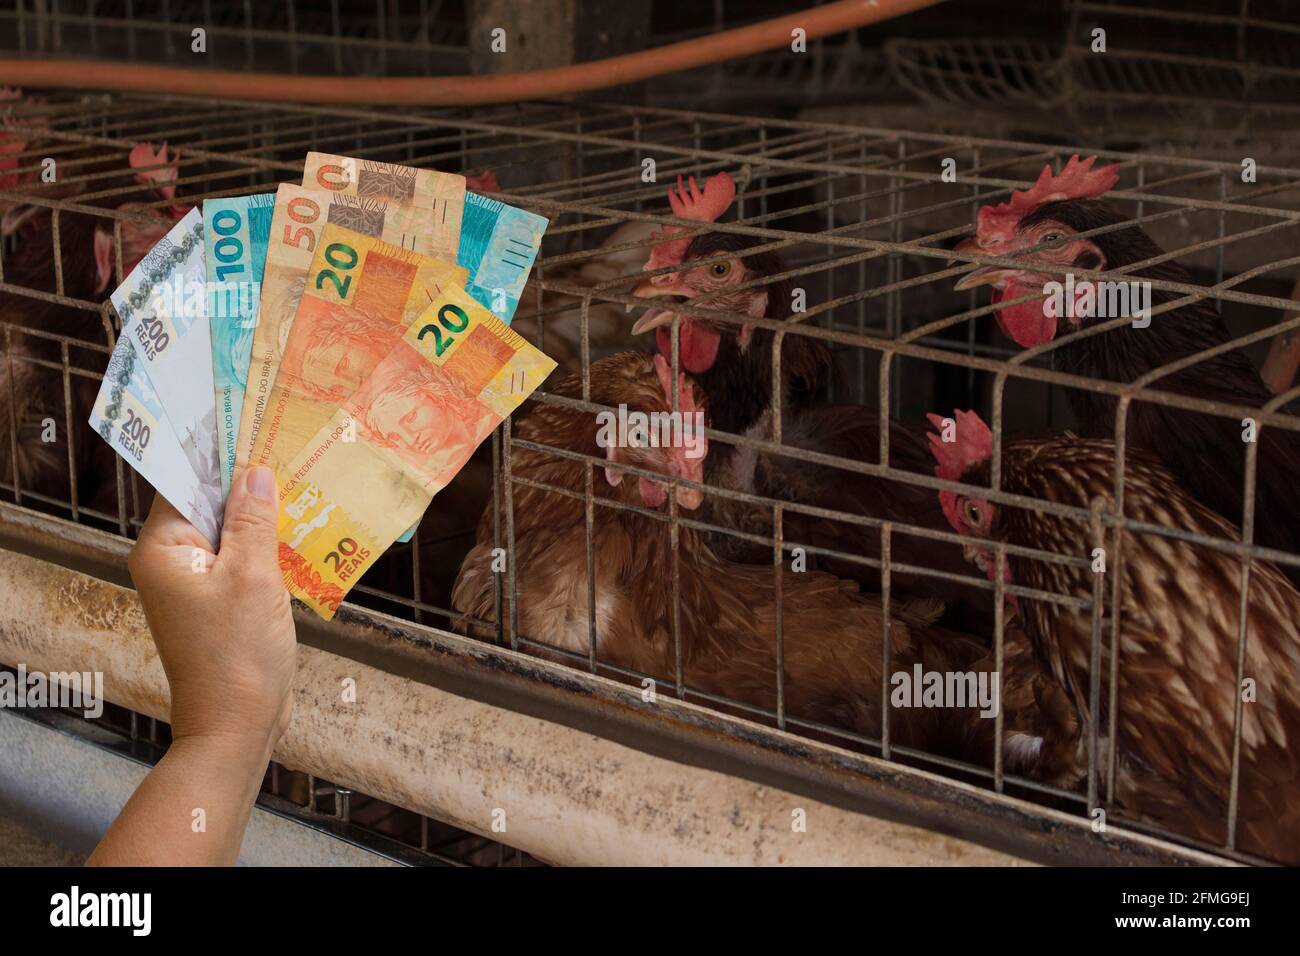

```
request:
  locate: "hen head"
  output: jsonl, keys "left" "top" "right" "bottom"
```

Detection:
{"left": 601, "top": 353, "right": 709, "bottom": 510}
{"left": 2, "top": 90, "right": 186, "bottom": 266}
{"left": 92, "top": 141, "right": 191, "bottom": 293}
{"left": 629, "top": 172, "right": 781, "bottom": 374}
{"left": 925, "top": 409, "right": 1016, "bottom": 609}
{"left": 952, "top": 155, "right": 1123, "bottom": 349}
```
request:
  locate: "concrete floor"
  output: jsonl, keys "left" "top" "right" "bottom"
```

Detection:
{"left": 0, "top": 814, "right": 83, "bottom": 866}
{"left": 0, "top": 710, "right": 402, "bottom": 867}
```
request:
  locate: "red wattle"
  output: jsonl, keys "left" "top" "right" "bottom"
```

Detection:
{"left": 993, "top": 280, "right": 1057, "bottom": 349}
{"left": 655, "top": 319, "right": 722, "bottom": 373}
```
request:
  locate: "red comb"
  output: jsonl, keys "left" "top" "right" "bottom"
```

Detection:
{"left": 667, "top": 172, "right": 735, "bottom": 222}
{"left": 645, "top": 171, "right": 736, "bottom": 273}
{"left": 976, "top": 155, "right": 1121, "bottom": 245}
{"left": 925, "top": 409, "right": 993, "bottom": 480}
{"left": 0, "top": 87, "right": 45, "bottom": 127}
{"left": 129, "top": 142, "right": 179, "bottom": 202}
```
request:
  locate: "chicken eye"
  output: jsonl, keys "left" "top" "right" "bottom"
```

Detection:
{"left": 1041, "top": 231, "right": 1066, "bottom": 246}
{"left": 709, "top": 260, "right": 732, "bottom": 278}
{"left": 962, "top": 498, "right": 984, "bottom": 529}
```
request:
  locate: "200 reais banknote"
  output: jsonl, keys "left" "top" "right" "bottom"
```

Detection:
{"left": 109, "top": 208, "right": 223, "bottom": 533}
{"left": 90, "top": 333, "right": 222, "bottom": 545}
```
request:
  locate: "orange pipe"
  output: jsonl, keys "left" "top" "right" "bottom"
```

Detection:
{"left": 0, "top": 0, "right": 944, "bottom": 106}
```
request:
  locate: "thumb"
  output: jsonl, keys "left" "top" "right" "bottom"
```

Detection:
{"left": 216, "top": 466, "right": 281, "bottom": 569}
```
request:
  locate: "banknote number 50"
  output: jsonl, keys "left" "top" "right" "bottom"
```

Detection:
{"left": 324, "top": 536, "right": 359, "bottom": 571}
{"left": 417, "top": 304, "right": 470, "bottom": 357}
{"left": 283, "top": 196, "right": 321, "bottom": 252}
{"left": 315, "top": 242, "right": 358, "bottom": 299}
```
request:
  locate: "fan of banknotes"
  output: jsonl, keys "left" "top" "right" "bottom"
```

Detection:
{"left": 91, "top": 152, "right": 557, "bottom": 620}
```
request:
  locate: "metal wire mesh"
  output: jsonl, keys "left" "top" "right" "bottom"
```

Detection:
{"left": 10, "top": 0, "right": 1295, "bottom": 142}
{"left": 2, "top": 91, "right": 1299, "bottom": 864}
{"left": 886, "top": 0, "right": 1300, "bottom": 147}
{"left": 0, "top": 0, "right": 470, "bottom": 75}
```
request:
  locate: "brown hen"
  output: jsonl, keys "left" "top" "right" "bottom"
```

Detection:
{"left": 928, "top": 409, "right": 1300, "bottom": 860}
{"left": 626, "top": 172, "right": 988, "bottom": 628}
{"left": 452, "top": 352, "right": 1055, "bottom": 768}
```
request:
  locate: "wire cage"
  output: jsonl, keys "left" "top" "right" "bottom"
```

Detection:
{"left": 884, "top": 0, "right": 1300, "bottom": 150}
{"left": 2, "top": 87, "right": 1299, "bottom": 865}
{"left": 0, "top": 0, "right": 471, "bottom": 76}
{"left": 0, "top": 0, "right": 887, "bottom": 110}
{"left": 6, "top": 1, "right": 1297, "bottom": 142}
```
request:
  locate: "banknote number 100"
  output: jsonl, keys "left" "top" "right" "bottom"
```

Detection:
{"left": 417, "top": 304, "right": 470, "bottom": 357}
{"left": 210, "top": 209, "right": 245, "bottom": 281}
{"left": 315, "top": 242, "right": 358, "bottom": 299}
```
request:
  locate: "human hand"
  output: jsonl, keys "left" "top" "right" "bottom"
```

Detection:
{"left": 128, "top": 466, "right": 297, "bottom": 759}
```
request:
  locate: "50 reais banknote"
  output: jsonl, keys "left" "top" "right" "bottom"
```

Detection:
{"left": 303, "top": 151, "right": 547, "bottom": 324}
{"left": 275, "top": 284, "right": 556, "bottom": 619}
{"left": 234, "top": 183, "right": 438, "bottom": 475}
{"left": 302, "top": 151, "right": 465, "bottom": 262}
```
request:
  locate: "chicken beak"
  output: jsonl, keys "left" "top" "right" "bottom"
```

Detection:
{"left": 950, "top": 236, "right": 1021, "bottom": 291}
{"left": 628, "top": 278, "right": 686, "bottom": 335}
{"left": 947, "top": 235, "right": 982, "bottom": 265}
{"left": 953, "top": 266, "right": 1021, "bottom": 292}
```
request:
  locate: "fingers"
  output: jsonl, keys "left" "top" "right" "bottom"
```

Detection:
{"left": 215, "top": 466, "right": 282, "bottom": 575}
{"left": 142, "top": 489, "right": 183, "bottom": 527}
{"left": 137, "top": 489, "right": 212, "bottom": 551}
